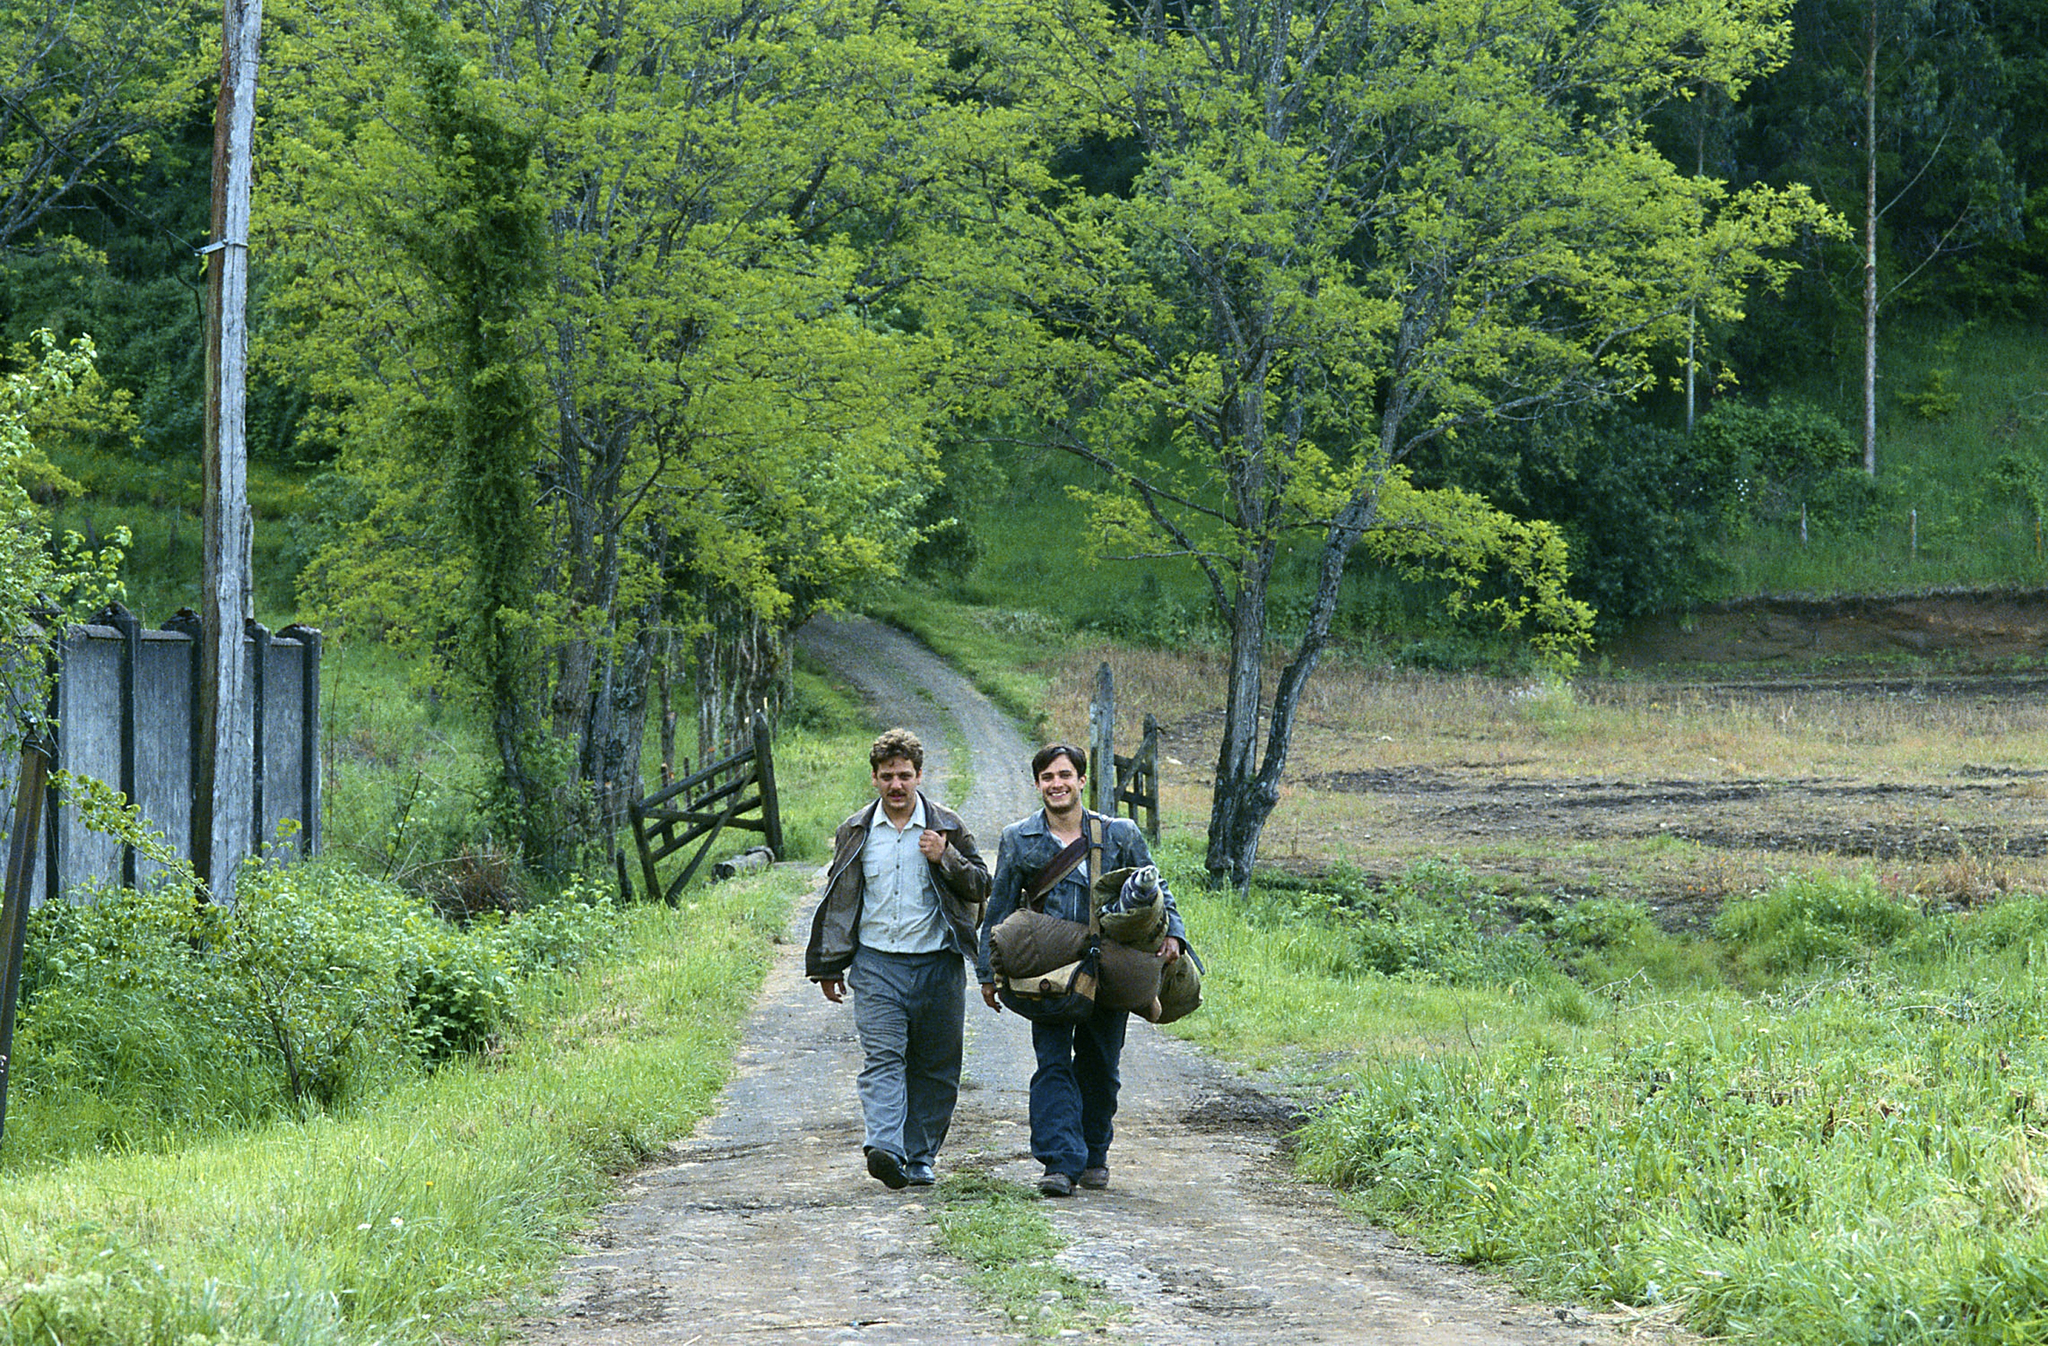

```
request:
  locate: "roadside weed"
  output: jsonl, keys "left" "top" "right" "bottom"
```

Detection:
{"left": 1167, "top": 853, "right": 2048, "bottom": 1346}
{"left": 0, "top": 879, "right": 791, "bottom": 1345}
{"left": 932, "top": 1171, "right": 1125, "bottom": 1338}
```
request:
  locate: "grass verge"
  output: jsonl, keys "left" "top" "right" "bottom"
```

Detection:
{"left": 932, "top": 1171, "right": 1126, "bottom": 1338}
{"left": 1153, "top": 840, "right": 2048, "bottom": 1346}
{"left": 0, "top": 873, "right": 796, "bottom": 1346}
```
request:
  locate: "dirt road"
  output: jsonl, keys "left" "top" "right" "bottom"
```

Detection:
{"left": 514, "top": 615, "right": 1666, "bottom": 1346}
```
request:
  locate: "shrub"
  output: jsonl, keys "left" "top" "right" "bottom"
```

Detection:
{"left": 1269, "top": 862, "right": 1556, "bottom": 989}
{"left": 488, "top": 879, "right": 621, "bottom": 978}
{"left": 1711, "top": 872, "right": 1924, "bottom": 985}
{"left": 1801, "top": 462, "right": 1891, "bottom": 529}
{"left": 1988, "top": 449, "right": 2048, "bottom": 515}
{"left": 14, "top": 855, "right": 551, "bottom": 1142}
{"left": 1942, "top": 891, "right": 2048, "bottom": 956}
{"left": 1548, "top": 896, "right": 1654, "bottom": 952}
{"left": 16, "top": 883, "right": 283, "bottom": 1148}
{"left": 1693, "top": 398, "right": 1858, "bottom": 483}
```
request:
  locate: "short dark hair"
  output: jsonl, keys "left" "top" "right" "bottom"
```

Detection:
{"left": 871, "top": 728, "right": 924, "bottom": 772}
{"left": 1032, "top": 742, "right": 1086, "bottom": 778}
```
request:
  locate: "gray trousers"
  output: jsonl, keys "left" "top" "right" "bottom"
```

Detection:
{"left": 849, "top": 947, "right": 966, "bottom": 1165}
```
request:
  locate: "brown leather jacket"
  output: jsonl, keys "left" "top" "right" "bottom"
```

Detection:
{"left": 805, "top": 793, "right": 990, "bottom": 981}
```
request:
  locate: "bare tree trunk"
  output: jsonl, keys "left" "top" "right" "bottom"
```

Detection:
{"left": 1203, "top": 572, "right": 1273, "bottom": 891}
{"left": 694, "top": 594, "right": 791, "bottom": 760}
{"left": 657, "top": 627, "right": 677, "bottom": 783}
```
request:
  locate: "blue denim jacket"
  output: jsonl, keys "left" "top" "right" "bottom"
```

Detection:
{"left": 975, "top": 809, "right": 1185, "bottom": 985}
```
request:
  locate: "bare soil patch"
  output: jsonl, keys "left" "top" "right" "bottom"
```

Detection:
{"left": 1045, "top": 589, "right": 2048, "bottom": 932}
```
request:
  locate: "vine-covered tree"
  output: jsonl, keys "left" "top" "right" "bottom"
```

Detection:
{"left": 955, "top": 0, "right": 1832, "bottom": 888}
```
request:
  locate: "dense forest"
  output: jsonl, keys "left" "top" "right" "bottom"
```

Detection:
{"left": 5, "top": 0, "right": 2047, "bottom": 880}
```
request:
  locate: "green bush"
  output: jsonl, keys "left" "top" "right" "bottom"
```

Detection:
{"left": 1711, "top": 873, "right": 1925, "bottom": 986}
{"left": 488, "top": 880, "right": 621, "bottom": 978}
{"left": 16, "top": 884, "right": 284, "bottom": 1150}
{"left": 1262, "top": 862, "right": 1556, "bottom": 989}
{"left": 1548, "top": 896, "right": 1654, "bottom": 953}
{"left": 13, "top": 857, "right": 557, "bottom": 1149}
{"left": 204, "top": 861, "right": 437, "bottom": 1109}
{"left": 1800, "top": 462, "right": 1891, "bottom": 529}
{"left": 1940, "top": 892, "right": 2048, "bottom": 959}
{"left": 1693, "top": 398, "right": 1858, "bottom": 483}
{"left": 1987, "top": 449, "right": 2048, "bottom": 515}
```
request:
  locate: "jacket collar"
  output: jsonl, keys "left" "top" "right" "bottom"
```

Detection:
{"left": 1019, "top": 807, "right": 1093, "bottom": 839}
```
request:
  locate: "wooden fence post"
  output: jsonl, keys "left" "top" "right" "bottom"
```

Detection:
{"left": 0, "top": 735, "right": 53, "bottom": 1144}
{"left": 752, "top": 710, "right": 783, "bottom": 859}
{"left": 1090, "top": 662, "right": 1115, "bottom": 816}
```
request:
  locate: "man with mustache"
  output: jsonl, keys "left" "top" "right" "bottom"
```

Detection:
{"left": 807, "top": 728, "right": 991, "bottom": 1189}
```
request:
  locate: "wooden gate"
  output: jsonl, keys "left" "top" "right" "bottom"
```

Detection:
{"left": 1088, "top": 663, "right": 1160, "bottom": 840}
{"left": 625, "top": 711, "right": 783, "bottom": 905}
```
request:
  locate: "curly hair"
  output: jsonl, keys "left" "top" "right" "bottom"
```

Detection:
{"left": 870, "top": 728, "right": 924, "bottom": 772}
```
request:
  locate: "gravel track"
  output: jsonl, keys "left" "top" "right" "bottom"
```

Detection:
{"left": 513, "top": 615, "right": 1675, "bottom": 1346}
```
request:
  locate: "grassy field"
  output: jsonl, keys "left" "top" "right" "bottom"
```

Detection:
{"left": 993, "top": 624, "right": 2048, "bottom": 1346}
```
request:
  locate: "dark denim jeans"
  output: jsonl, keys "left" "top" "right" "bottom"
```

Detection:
{"left": 850, "top": 947, "right": 966, "bottom": 1165}
{"left": 1029, "top": 1004, "right": 1129, "bottom": 1176}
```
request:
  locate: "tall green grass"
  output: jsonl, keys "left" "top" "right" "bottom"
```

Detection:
{"left": 0, "top": 874, "right": 795, "bottom": 1345}
{"left": 1157, "top": 841, "right": 2048, "bottom": 1346}
{"left": 1721, "top": 321, "right": 2048, "bottom": 598}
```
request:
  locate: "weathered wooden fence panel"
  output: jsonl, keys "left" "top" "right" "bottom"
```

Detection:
{"left": 1089, "top": 663, "right": 1160, "bottom": 840}
{"left": 0, "top": 605, "right": 321, "bottom": 907}
{"left": 626, "top": 709, "right": 782, "bottom": 904}
{"left": 1114, "top": 714, "right": 1161, "bottom": 841}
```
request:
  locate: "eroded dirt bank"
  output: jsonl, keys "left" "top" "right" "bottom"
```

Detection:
{"left": 1604, "top": 586, "right": 2048, "bottom": 671}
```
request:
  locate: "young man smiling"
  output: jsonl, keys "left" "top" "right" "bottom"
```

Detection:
{"left": 977, "top": 743, "right": 1186, "bottom": 1197}
{"left": 807, "top": 728, "right": 990, "bottom": 1189}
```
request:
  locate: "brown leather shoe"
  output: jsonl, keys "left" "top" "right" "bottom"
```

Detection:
{"left": 1079, "top": 1166, "right": 1109, "bottom": 1189}
{"left": 1038, "top": 1170, "right": 1076, "bottom": 1197}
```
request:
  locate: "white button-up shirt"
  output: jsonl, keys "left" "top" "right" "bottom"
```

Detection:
{"left": 858, "top": 798, "right": 949, "bottom": 953}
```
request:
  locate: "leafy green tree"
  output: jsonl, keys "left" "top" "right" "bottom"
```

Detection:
{"left": 0, "top": 1, "right": 214, "bottom": 468}
{"left": 957, "top": 0, "right": 1831, "bottom": 888}
{"left": 0, "top": 0, "right": 207, "bottom": 249}
{"left": 1, "top": 331, "right": 127, "bottom": 752}
{"left": 260, "top": 0, "right": 1047, "bottom": 855}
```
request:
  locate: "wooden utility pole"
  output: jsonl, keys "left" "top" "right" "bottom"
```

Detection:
{"left": 1861, "top": 0, "right": 1880, "bottom": 478}
{"left": 198, "top": 0, "right": 262, "bottom": 900}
